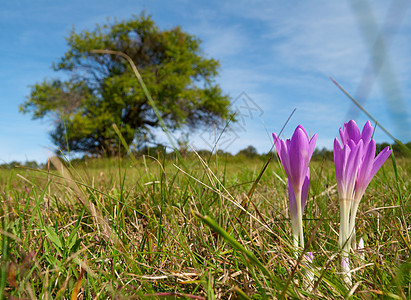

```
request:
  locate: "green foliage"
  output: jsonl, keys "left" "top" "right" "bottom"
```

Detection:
{"left": 0, "top": 160, "right": 43, "bottom": 169}
{"left": 236, "top": 145, "right": 259, "bottom": 158}
{"left": 385, "top": 141, "right": 411, "bottom": 157}
{"left": 20, "top": 13, "right": 231, "bottom": 156}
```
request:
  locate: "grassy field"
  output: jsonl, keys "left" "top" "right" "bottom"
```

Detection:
{"left": 0, "top": 152, "right": 410, "bottom": 299}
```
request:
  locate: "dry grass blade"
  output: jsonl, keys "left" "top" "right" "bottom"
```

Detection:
{"left": 70, "top": 268, "right": 85, "bottom": 300}
{"left": 49, "top": 156, "right": 121, "bottom": 248}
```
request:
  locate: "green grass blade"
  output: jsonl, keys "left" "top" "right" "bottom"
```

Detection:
{"left": 194, "top": 211, "right": 273, "bottom": 281}
{"left": 0, "top": 220, "right": 9, "bottom": 300}
{"left": 233, "top": 287, "right": 252, "bottom": 300}
{"left": 44, "top": 226, "right": 63, "bottom": 251}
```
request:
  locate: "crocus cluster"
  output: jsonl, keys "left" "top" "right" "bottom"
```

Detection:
{"left": 273, "top": 125, "right": 317, "bottom": 248}
{"left": 273, "top": 120, "right": 391, "bottom": 286}
{"left": 334, "top": 120, "right": 392, "bottom": 283}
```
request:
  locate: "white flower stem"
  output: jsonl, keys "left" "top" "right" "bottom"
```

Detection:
{"left": 339, "top": 197, "right": 350, "bottom": 249}
{"left": 340, "top": 196, "right": 352, "bottom": 286}
{"left": 292, "top": 224, "right": 299, "bottom": 249}
{"left": 348, "top": 196, "right": 361, "bottom": 249}
{"left": 295, "top": 190, "right": 304, "bottom": 248}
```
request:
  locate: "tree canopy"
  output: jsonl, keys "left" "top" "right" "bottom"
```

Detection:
{"left": 20, "top": 13, "right": 231, "bottom": 155}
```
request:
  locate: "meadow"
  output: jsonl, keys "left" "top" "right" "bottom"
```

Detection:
{"left": 0, "top": 150, "right": 410, "bottom": 299}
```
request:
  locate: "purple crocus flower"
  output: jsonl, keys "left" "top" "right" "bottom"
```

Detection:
{"left": 335, "top": 120, "right": 392, "bottom": 247}
{"left": 334, "top": 120, "right": 391, "bottom": 284}
{"left": 334, "top": 138, "right": 364, "bottom": 251}
{"left": 273, "top": 125, "right": 317, "bottom": 248}
{"left": 349, "top": 138, "right": 392, "bottom": 240}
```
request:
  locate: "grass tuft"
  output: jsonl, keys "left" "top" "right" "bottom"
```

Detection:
{"left": 0, "top": 152, "right": 409, "bottom": 298}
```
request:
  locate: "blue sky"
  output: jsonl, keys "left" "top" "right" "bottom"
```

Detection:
{"left": 1, "top": 0, "right": 410, "bottom": 163}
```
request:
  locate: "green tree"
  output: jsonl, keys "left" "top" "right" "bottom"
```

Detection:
{"left": 236, "top": 145, "right": 258, "bottom": 158}
{"left": 20, "top": 13, "right": 231, "bottom": 156}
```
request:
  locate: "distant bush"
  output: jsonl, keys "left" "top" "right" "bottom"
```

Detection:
{"left": 236, "top": 145, "right": 259, "bottom": 158}
{"left": 0, "top": 160, "right": 45, "bottom": 169}
{"left": 312, "top": 147, "right": 333, "bottom": 161}
{"left": 388, "top": 141, "right": 411, "bottom": 157}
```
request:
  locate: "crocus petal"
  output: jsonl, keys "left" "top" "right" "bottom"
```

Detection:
{"left": 339, "top": 127, "right": 347, "bottom": 145}
{"left": 344, "top": 140, "right": 363, "bottom": 186}
{"left": 296, "top": 124, "right": 309, "bottom": 140}
{"left": 334, "top": 138, "right": 343, "bottom": 182}
{"left": 345, "top": 120, "right": 361, "bottom": 143}
{"left": 340, "top": 143, "right": 353, "bottom": 197}
{"left": 355, "top": 139, "right": 377, "bottom": 196}
{"left": 288, "top": 179, "right": 297, "bottom": 218}
{"left": 370, "top": 146, "right": 392, "bottom": 179}
{"left": 288, "top": 127, "right": 310, "bottom": 190}
{"left": 308, "top": 134, "right": 318, "bottom": 159}
{"left": 279, "top": 139, "right": 292, "bottom": 177}
{"left": 361, "top": 121, "right": 373, "bottom": 144}
{"left": 339, "top": 122, "right": 350, "bottom": 144}
{"left": 340, "top": 144, "right": 351, "bottom": 188}
{"left": 301, "top": 169, "right": 310, "bottom": 212}
{"left": 334, "top": 138, "right": 345, "bottom": 196}
{"left": 295, "top": 124, "right": 317, "bottom": 159}
{"left": 272, "top": 132, "right": 282, "bottom": 154}
{"left": 286, "top": 138, "right": 291, "bottom": 150}
{"left": 273, "top": 133, "right": 292, "bottom": 179}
